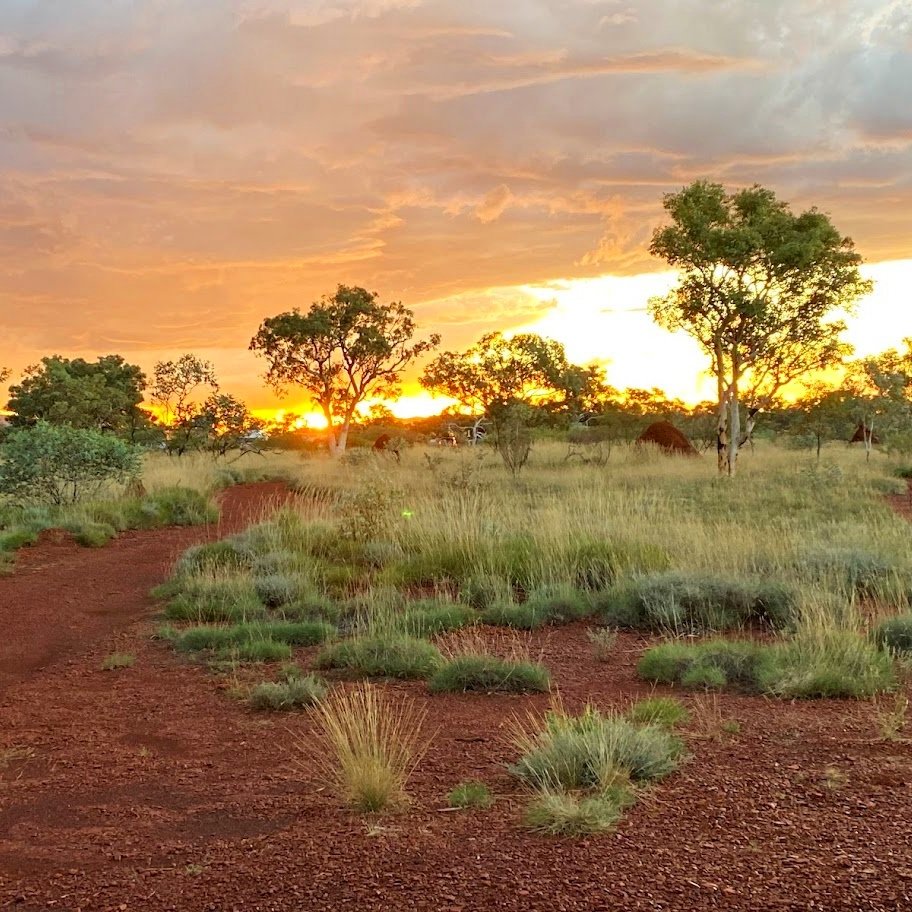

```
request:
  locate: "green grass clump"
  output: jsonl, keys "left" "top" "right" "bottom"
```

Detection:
{"left": 101, "top": 652, "right": 135, "bottom": 670}
{"left": 0, "top": 527, "right": 40, "bottom": 551}
{"left": 65, "top": 520, "right": 117, "bottom": 548}
{"left": 315, "top": 635, "right": 443, "bottom": 680}
{"left": 233, "top": 639, "right": 293, "bottom": 663}
{"left": 872, "top": 615, "right": 912, "bottom": 654}
{"left": 173, "top": 620, "right": 332, "bottom": 653}
{"left": 772, "top": 631, "right": 896, "bottom": 699}
{"left": 253, "top": 573, "right": 313, "bottom": 608}
{"left": 626, "top": 697, "right": 690, "bottom": 728}
{"left": 523, "top": 789, "right": 630, "bottom": 836}
{"left": 141, "top": 488, "right": 219, "bottom": 526}
{"left": 459, "top": 574, "right": 514, "bottom": 610}
{"left": 598, "top": 572, "right": 795, "bottom": 632}
{"left": 482, "top": 586, "right": 590, "bottom": 630}
{"left": 428, "top": 655, "right": 551, "bottom": 694}
{"left": 447, "top": 780, "right": 494, "bottom": 809}
{"left": 638, "top": 639, "right": 775, "bottom": 692}
{"left": 639, "top": 633, "right": 896, "bottom": 699}
{"left": 249, "top": 674, "right": 328, "bottom": 710}
{"left": 176, "top": 539, "right": 251, "bottom": 575}
{"left": 399, "top": 601, "right": 478, "bottom": 637}
{"left": 510, "top": 704, "right": 683, "bottom": 790}
{"left": 800, "top": 546, "right": 905, "bottom": 599}
{"left": 162, "top": 576, "right": 266, "bottom": 623}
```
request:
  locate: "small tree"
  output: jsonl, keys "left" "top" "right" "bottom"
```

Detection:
{"left": 854, "top": 340, "right": 912, "bottom": 460}
{"left": 789, "top": 383, "right": 857, "bottom": 460}
{"left": 199, "top": 393, "right": 265, "bottom": 458}
{"left": 0, "top": 423, "right": 141, "bottom": 505}
{"left": 250, "top": 285, "right": 439, "bottom": 456}
{"left": 649, "top": 181, "right": 871, "bottom": 475}
{"left": 7, "top": 355, "right": 148, "bottom": 438}
{"left": 150, "top": 355, "right": 219, "bottom": 456}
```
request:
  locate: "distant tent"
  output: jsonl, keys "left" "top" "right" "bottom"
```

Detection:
{"left": 636, "top": 421, "right": 698, "bottom": 456}
{"left": 849, "top": 423, "right": 880, "bottom": 445}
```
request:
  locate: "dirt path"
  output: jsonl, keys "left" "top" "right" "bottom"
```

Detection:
{"left": 0, "top": 482, "right": 289, "bottom": 696}
{"left": 0, "top": 484, "right": 911, "bottom": 910}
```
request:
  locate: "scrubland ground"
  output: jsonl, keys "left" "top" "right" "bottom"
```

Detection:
{"left": 1, "top": 442, "right": 911, "bottom": 911}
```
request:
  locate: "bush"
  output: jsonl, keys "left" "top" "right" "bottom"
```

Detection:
{"left": 626, "top": 697, "right": 690, "bottom": 728}
{"left": 872, "top": 615, "right": 912, "bottom": 654}
{"left": 315, "top": 635, "right": 443, "bottom": 679}
{"left": 448, "top": 781, "right": 494, "bottom": 809}
{"left": 0, "top": 423, "right": 141, "bottom": 505}
{"left": 599, "top": 572, "right": 795, "bottom": 632}
{"left": 428, "top": 655, "right": 551, "bottom": 694}
{"left": 510, "top": 704, "right": 683, "bottom": 790}
{"left": 303, "top": 682, "right": 427, "bottom": 812}
{"left": 250, "top": 674, "right": 328, "bottom": 710}
{"left": 253, "top": 573, "right": 312, "bottom": 608}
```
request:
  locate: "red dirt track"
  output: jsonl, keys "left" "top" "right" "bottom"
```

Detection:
{"left": 1, "top": 483, "right": 911, "bottom": 911}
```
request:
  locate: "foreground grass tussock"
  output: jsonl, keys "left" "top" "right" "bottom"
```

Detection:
{"left": 301, "top": 682, "right": 428, "bottom": 812}
{"left": 429, "top": 654, "right": 551, "bottom": 694}
{"left": 315, "top": 635, "right": 443, "bottom": 680}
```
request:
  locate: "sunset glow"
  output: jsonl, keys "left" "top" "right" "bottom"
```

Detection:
{"left": 0, "top": 1, "right": 909, "bottom": 418}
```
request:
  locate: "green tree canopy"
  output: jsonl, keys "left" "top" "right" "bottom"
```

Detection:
{"left": 0, "top": 422, "right": 141, "bottom": 505}
{"left": 420, "top": 331, "right": 583, "bottom": 420}
{"left": 649, "top": 180, "right": 871, "bottom": 475}
{"left": 250, "top": 285, "right": 439, "bottom": 455}
{"left": 7, "top": 355, "right": 147, "bottom": 437}
{"left": 150, "top": 354, "right": 219, "bottom": 456}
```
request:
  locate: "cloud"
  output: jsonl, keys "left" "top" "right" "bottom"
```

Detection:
{"left": 0, "top": 0, "right": 909, "bottom": 407}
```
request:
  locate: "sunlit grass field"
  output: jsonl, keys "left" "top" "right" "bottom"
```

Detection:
{"left": 156, "top": 440, "right": 912, "bottom": 704}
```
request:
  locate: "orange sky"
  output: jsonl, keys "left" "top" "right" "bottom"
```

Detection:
{"left": 1, "top": 1, "right": 910, "bottom": 418}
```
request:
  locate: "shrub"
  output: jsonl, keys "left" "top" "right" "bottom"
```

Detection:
{"left": 626, "top": 697, "right": 690, "bottom": 728}
{"left": 0, "top": 423, "right": 141, "bottom": 505}
{"left": 872, "top": 615, "right": 912, "bottom": 654}
{"left": 101, "top": 652, "right": 135, "bottom": 670}
{"left": 265, "top": 620, "right": 336, "bottom": 646}
{"left": 315, "top": 635, "right": 443, "bottom": 680}
{"left": 599, "top": 572, "right": 795, "bottom": 632}
{"left": 523, "top": 788, "right": 631, "bottom": 836}
{"left": 510, "top": 704, "right": 683, "bottom": 790}
{"left": 250, "top": 674, "right": 328, "bottom": 710}
{"left": 448, "top": 780, "right": 494, "bottom": 809}
{"left": 428, "top": 655, "right": 551, "bottom": 694}
{"left": 303, "top": 682, "right": 428, "bottom": 812}
{"left": 253, "top": 573, "right": 312, "bottom": 608}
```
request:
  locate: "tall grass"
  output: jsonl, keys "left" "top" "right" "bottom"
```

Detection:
{"left": 301, "top": 683, "right": 429, "bottom": 812}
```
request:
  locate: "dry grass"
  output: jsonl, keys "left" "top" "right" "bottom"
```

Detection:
{"left": 299, "top": 683, "right": 430, "bottom": 812}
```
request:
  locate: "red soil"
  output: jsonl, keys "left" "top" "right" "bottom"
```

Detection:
{"left": 1, "top": 484, "right": 912, "bottom": 911}
{"left": 637, "top": 420, "right": 698, "bottom": 456}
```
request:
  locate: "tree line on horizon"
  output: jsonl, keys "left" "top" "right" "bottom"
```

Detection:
{"left": 2, "top": 180, "right": 910, "bottom": 478}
